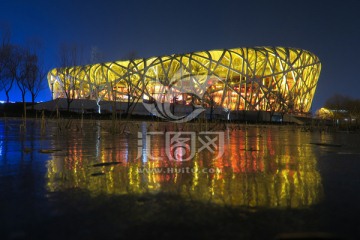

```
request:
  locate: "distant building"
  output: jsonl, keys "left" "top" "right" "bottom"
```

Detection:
{"left": 315, "top": 108, "right": 335, "bottom": 119}
{"left": 316, "top": 107, "right": 358, "bottom": 126}
{"left": 47, "top": 47, "right": 321, "bottom": 117}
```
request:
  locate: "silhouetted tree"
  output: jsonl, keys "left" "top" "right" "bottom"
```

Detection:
{"left": 277, "top": 92, "right": 295, "bottom": 122}
{"left": 266, "top": 92, "right": 278, "bottom": 122}
{"left": 24, "top": 55, "right": 46, "bottom": 107}
{"left": 123, "top": 52, "right": 144, "bottom": 118}
{"left": 0, "top": 45, "right": 11, "bottom": 100}
{"left": 325, "top": 94, "right": 360, "bottom": 125}
{"left": 16, "top": 47, "right": 36, "bottom": 105}
{"left": 58, "top": 43, "right": 83, "bottom": 112}
{"left": 324, "top": 94, "right": 351, "bottom": 111}
{"left": 0, "top": 27, "right": 14, "bottom": 102}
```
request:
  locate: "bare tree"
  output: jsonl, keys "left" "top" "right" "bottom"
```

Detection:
{"left": 89, "top": 64, "right": 106, "bottom": 114}
{"left": 202, "top": 90, "right": 215, "bottom": 121}
{"left": 58, "top": 43, "right": 82, "bottom": 112}
{"left": 0, "top": 45, "right": 11, "bottom": 99}
{"left": 324, "top": 94, "right": 350, "bottom": 111}
{"left": 16, "top": 47, "right": 34, "bottom": 105}
{"left": 123, "top": 52, "right": 144, "bottom": 118}
{"left": 0, "top": 26, "right": 14, "bottom": 102}
{"left": 273, "top": 92, "right": 295, "bottom": 122}
{"left": 325, "top": 94, "right": 360, "bottom": 126}
{"left": 266, "top": 92, "right": 278, "bottom": 122}
{"left": 25, "top": 56, "right": 46, "bottom": 108}
{"left": 21, "top": 39, "right": 45, "bottom": 108}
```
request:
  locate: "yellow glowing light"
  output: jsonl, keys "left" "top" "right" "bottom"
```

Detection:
{"left": 48, "top": 47, "right": 321, "bottom": 113}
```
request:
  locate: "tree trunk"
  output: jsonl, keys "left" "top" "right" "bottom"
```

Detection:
{"left": 5, "top": 79, "right": 14, "bottom": 103}
{"left": 22, "top": 92, "right": 26, "bottom": 104}
{"left": 5, "top": 90, "right": 10, "bottom": 103}
{"left": 31, "top": 94, "right": 35, "bottom": 110}
{"left": 67, "top": 100, "right": 71, "bottom": 112}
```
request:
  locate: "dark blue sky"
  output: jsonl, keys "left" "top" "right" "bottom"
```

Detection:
{"left": 1, "top": 0, "right": 359, "bottom": 111}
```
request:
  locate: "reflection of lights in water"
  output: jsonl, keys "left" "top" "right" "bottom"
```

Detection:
{"left": 46, "top": 125, "right": 323, "bottom": 208}
{"left": 96, "top": 123, "right": 100, "bottom": 159}
{"left": 141, "top": 124, "right": 148, "bottom": 163}
{"left": 0, "top": 123, "right": 3, "bottom": 156}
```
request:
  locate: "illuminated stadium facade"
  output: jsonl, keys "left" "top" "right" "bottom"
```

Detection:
{"left": 47, "top": 47, "right": 321, "bottom": 117}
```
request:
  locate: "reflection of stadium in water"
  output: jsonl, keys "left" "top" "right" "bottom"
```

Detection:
{"left": 46, "top": 123, "right": 323, "bottom": 208}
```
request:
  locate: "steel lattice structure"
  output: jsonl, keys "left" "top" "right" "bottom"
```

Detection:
{"left": 48, "top": 47, "right": 321, "bottom": 113}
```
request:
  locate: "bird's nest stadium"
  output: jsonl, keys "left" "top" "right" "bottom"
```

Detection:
{"left": 47, "top": 46, "right": 321, "bottom": 119}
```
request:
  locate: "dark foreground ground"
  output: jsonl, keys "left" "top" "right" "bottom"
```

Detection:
{"left": 1, "top": 184, "right": 359, "bottom": 240}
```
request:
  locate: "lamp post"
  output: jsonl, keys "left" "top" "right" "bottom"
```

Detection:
{"left": 51, "top": 82, "right": 54, "bottom": 100}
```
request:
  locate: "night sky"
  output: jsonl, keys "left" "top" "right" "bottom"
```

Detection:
{"left": 1, "top": 0, "right": 359, "bottom": 111}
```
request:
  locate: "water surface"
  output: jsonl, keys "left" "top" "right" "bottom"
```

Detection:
{"left": 1, "top": 119, "right": 359, "bottom": 239}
